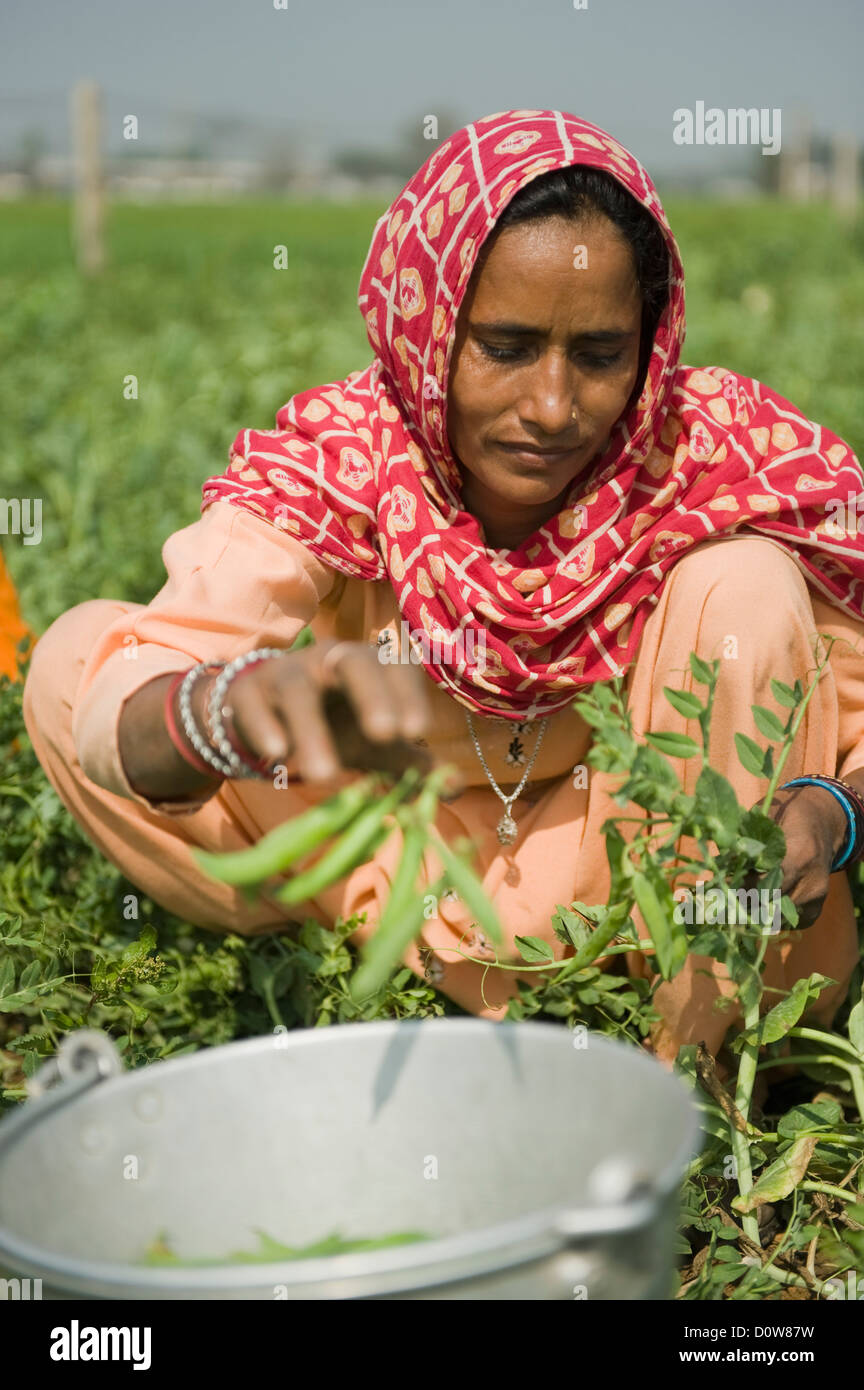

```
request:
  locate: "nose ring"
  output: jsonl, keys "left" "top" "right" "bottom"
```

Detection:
{"left": 571, "top": 405, "right": 579, "bottom": 420}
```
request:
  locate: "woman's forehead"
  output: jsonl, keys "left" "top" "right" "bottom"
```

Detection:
{"left": 465, "top": 219, "right": 642, "bottom": 319}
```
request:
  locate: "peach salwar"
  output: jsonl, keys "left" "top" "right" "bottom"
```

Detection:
{"left": 22, "top": 499, "right": 864, "bottom": 1064}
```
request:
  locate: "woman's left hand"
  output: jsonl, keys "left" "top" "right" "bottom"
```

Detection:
{"left": 757, "top": 783, "right": 849, "bottom": 929}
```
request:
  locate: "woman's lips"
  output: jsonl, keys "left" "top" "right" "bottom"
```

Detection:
{"left": 495, "top": 441, "right": 581, "bottom": 467}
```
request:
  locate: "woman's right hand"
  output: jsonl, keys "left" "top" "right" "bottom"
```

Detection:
{"left": 221, "top": 640, "right": 435, "bottom": 785}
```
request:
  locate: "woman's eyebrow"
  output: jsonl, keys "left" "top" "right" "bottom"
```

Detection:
{"left": 470, "top": 321, "right": 636, "bottom": 342}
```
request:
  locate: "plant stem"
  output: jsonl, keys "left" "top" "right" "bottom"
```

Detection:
{"left": 761, "top": 644, "right": 833, "bottom": 814}
{"left": 741, "top": 1257, "right": 831, "bottom": 1295}
{"left": 754, "top": 1052, "right": 857, "bottom": 1077}
{"left": 798, "top": 1181, "right": 864, "bottom": 1204}
{"left": 786, "top": 1025, "right": 864, "bottom": 1061}
{"left": 781, "top": 1027, "right": 864, "bottom": 1121}
{"left": 757, "top": 1132, "right": 860, "bottom": 1146}
{"left": 729, "top": 935, "right": 773, "bottom": 1246}
{"left": 730, "top": 1070, "right": 761, "bottom": 1245}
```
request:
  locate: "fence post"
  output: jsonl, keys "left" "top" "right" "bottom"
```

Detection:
{"left": 830, "top": 135, "right": 859, "bottom": 216}
{"left": 71, "top": 80, "right": 105, "bottom": 274}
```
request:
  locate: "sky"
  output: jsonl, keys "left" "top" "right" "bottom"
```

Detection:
{"left": 1, "top": 0, "right": 862, "bottom": 177}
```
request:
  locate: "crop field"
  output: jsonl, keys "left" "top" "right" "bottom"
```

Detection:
{"left": 1, "top": 196, "right": 864, "bottom": 1300}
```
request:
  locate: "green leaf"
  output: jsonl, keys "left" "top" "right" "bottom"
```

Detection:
{"left": 735, "top": 732, "right": 769, "bottom": 777}
{"left": 120, "top": 925, "right": 157, "bottom": 967}
{"left": 752, "top": 705, "right": 788, "bottom": 742}
{"left": 0, "top": 958, "right": 14, "bottom": 999}
{"left": 688, "top": 930, "right": 730, "bottom": 957}
{"left": 848, "top": 988, "right": 864, "bottom": 1057}
{"left": 781, "top": 894, "right": 800, "bottom": 928}
{"left": 738, "top": 808, "right": 787, "bottom": 866}
{"left": 770, "top": 679, "right": 799, "bottom": 709}
{"left": 736, "top": 835, "right": 767, "bottom": 857}
{"left": 514, "top": 935, "right": 554, "bottom": 964}
{"left": 18, "top": 960, "right": 41, "bottom": 990}
{"left": 731, "top": 973, "right": 832, "bottom": 1050}
{"left": 689, "top": 653, "right": 716, "bottom": 686}
{"left": 645, "top": 731, "right": 700, "bottom": 759}
{"left": 711, "top": 1246, "right": 743, "bottom": 1265}
{"left": 777, "top": 1098, "right": 844, "bottom": 1138}
{"left": 663, "top": 686, "right": 704, "bottom": 719}
{"left": 732, "top": 1135, "right": 817, "bottom": 1212}
{"left": 693, "top": 766, "right": 741, "bottom": 847}
{"left": 0, "top": 977, "right": 67, "bottom": 1013}
{"left": 553, "top": 906, "right": 592, "bottom": 952}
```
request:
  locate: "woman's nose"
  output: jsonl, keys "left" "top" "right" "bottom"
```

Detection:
{"left": 517, "top": 357, "right": 578, "bottom": 436}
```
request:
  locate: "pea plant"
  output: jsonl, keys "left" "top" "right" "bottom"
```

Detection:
{"left": 461, "top": 645, "right": 864, "bottom": 1297}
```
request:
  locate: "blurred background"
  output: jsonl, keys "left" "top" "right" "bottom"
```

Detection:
{"left": 0, "top": 0, "right": 863, "bottom": 1104}
{"left": 1, "top": 0, "right": 863, "bottom": 630}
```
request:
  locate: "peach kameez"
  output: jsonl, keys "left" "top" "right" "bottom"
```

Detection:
{"left": 22, "top": 500, "right": 864, "bottom": 1065}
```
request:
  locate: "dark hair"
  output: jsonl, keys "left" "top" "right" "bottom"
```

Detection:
{"left": 490, "top": 166, "right": 671, "bottom": 400}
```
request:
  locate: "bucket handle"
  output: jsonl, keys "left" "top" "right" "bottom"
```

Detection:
{"left": 553, "top": 1188, "right": 658, "bottom": 1242}
{"left": 26, "top": 1028, "right": 125, "bottom": 1100}
{"left": 0, "top": 1030, "right": 125, "bottom": 1161}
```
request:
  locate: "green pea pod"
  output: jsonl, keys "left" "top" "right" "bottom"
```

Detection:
{"left": 192, "top": 775, "right": 378, "bottom": 885}
{"left": 631, "top": 869, "right": 687, "bottom": 981}
{"left": 274, "top": 771, "right": 419, "bottom": 906}
{"left": 288, "top": 626, "right": 315, "bottom": 652}
{"left": 350, "top": 827, "right": 432, "bottom": 998}
{"left": 567, "top": 900, "right": 631, "bottom": 972}
{"left": 428, "top": 830, "right": 503, "bottom": 945}
{"left": 273, "top": 816, "right": 392, "bottom": 906}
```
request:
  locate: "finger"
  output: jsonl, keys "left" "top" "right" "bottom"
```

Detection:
{"left": 227, "top": 676, "right": 293, "bottom": 765}
{"left": 322, "top": 688, "right": 433, "bottom": 777}
{"left": 783, "top": 861, "right": 831, "bottom": 927}
{"left": 275, "top": 670, "right": 343, "bottom": 783}
{"left": 381, "top": 659, "right": 432, "bottom": 740}
{"left": 791, "top": 895, "right": 824, "bottom": 930}
{"left": 234, "top": 699, "right": 294, "bottom": 767}
{"left": 324, "top": 645, "right": 403, "bottom": 743}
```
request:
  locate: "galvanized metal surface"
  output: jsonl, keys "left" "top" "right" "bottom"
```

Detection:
{"left": 0, "top": 1019, "right": 702, "bottom": 1299}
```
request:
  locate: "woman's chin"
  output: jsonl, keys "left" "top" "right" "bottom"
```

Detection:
{"left": 494, "top": 468, "right": 585, "bottom": 507}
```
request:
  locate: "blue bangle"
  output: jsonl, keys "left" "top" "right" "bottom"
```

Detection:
{"left": 779, "top": 777, "right": 857, "bottom": 871}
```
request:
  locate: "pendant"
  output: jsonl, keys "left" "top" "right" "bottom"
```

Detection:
{"left": 505, "top": 736, "right": 526, "bottom": 767}
{"left": 497, "top": 813, "right": 518, "bottom": 845}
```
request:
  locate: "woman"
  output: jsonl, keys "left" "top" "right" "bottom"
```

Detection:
{"left": 23, "top": 110, "right": 864, "bottom": 1067}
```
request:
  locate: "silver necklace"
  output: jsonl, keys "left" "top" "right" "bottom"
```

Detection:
{"left": 465, "top": 710, "right": 549, "bottom": 846}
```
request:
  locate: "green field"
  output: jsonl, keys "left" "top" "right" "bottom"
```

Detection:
{"left": 1, "top": 197, "right": 864, "bottom": 1300}
{"left": 2, "top": 197, "right": 863, "bottom": 627}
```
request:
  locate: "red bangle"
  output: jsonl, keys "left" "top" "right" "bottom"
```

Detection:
{"left": 163, "top": 670, "right": 220, "bottom": 778}
{"left": 221, "top": 707, "right": 277, "bottom": 776}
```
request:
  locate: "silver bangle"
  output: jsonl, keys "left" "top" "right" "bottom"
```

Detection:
{"left": 208, "top": 647, "right": 286, "bottom": 779}
{"left": 177, "top": 661, "right": 233, "bottom": 778}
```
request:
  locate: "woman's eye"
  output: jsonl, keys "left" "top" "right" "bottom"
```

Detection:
{"left": 478, "top": 342, "right": 624, "bottom": 369}
{"left": 581, "top": 352, "right": 624, "bottom": 369}
{"left": 479, "top": 341, "right": 524, "bottom": 362}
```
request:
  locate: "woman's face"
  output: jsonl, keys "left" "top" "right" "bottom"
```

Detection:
{"left": 446, "top": 214, "right": 643, "bottom": 549}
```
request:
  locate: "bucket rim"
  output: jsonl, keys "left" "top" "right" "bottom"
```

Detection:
{"left": 0, "top": 1018, "right": 703, "bottom": 1298}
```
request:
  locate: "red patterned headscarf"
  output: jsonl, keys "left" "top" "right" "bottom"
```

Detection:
{"left": 201, "top": 109, "right": 864, "bottom": 720}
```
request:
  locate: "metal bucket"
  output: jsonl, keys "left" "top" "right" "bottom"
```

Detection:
{"left": 0, "top": 1019, "right": 701, "bottom": 1299}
